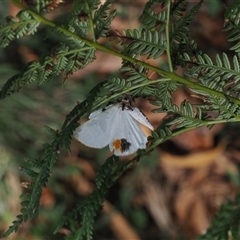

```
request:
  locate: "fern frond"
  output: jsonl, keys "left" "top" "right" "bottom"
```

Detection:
{"left": 151, "top": 81, "right": 181, "bottom": 107}
{"left": 66, "top": 0, "right": 116, "bottom": 41}
{"left": 62, "top": 81, "right": 107, "bottom": 129}
{"left": 55, "top": 190, "right": 101, "bottom": 240}
{"left": 170, "top": 1, "right": 203, "bottom": 70}
{"left": 104, "top": 76, "right": 130, "bottom": 93}
{"left": 24, "top": 157, "right": 45, "bottom": 170}
{"left": 3, "top": 142, "right": 58, "bottom": 238}
{"left": 95, "top": 155, "right": 119, "bottom": 189}
{"left": 50, "top": 44, "right": 69, "bottom": 75}
{"left": 0, "top": 10, "right": 40, "bottom": 48}
{"left": 170, "top": 0, "right": 187, "bottom": 22}
{"left": 170, "top": 0, "right": 203, "bottom": 44}
{"left": 224, "top": 2, "right": 240, "bottom": 52}
{"left": 64, "top": 10, "right": 91, "bottom": 40}
{"left": 93, "top": 0, "right": 116, "bottom": 38}
{"left": 0, "top": 59, "right": 53, "bottom": 98}
{"left": 202, "top": 97, "right": 240, "bottom": 121}
{"left": 121, "top": 65, "right": 149, "bottom": 85}
{"left": 55, "top": 157, "right": 135, "bottom": 240}
{"left": 104, "top": 64, "right": 160, "bottom": 98}
{"left": 19, "top": 166, "right": 38, "bottom": 179}
{"left": 140, "top": 0, "right": 167, "bottom": 29}
{"left": 182, "top": 52, "right": 240, "bottom": 93}
{"left": 171, "top": 38, "right": 198, "bottom": 67}
{"left": 122, "top": 29, "right": 166, "bottom": 59}
{"left": 152, "top": 126, "right": 173, "bottom": 145}
{"left": 23, "top": 0, "right": 63, "bottom": 13}
{"left": 64, "top": 48, "right": 96, "bottom": 77}
{"left": 197, "top": 194, "right": 240, "bottom": 240}
{"left": 73, "top": 0, "right": 100, "bottom": 12}
{"left": 0, "top": 42, "right": 96, "bottom": 98}
{"left": 2, "top": 218, "right": 22, "bottom": 237}
{"left": 0, "top": 61, "right": 41, "bottom": 99}
{"left": 57, "top": 119, "right": 79, "bottom": 152}
{"left": 166, "top": 101, "right": 206, "bottom": 129}
{"left": 1, "top": 0, "right": 116, "bottom": 97}
{"left": 3, "top": 103, "right": 82, "bottom": 238}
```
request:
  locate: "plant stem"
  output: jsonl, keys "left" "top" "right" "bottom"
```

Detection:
{"left": 147, "top": 117, "right": 240, "bottom": 154}
{"left": 84, "top": 0, "right": 96, "bottom": 42}
{"left": 165, "top": 0, "right": 174, "bottom": 72}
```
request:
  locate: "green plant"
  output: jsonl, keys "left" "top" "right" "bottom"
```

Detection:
{"left": 1, "top": 0, "right": 240, "bottom": 239}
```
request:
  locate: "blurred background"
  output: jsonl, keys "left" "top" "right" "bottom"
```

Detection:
{"left": 0, "top": 0, "right": 240, "bottom": 239}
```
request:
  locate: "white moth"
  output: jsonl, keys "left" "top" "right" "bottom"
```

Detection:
{"left": 73, "top": 98, "right": 153, "bottom": 156}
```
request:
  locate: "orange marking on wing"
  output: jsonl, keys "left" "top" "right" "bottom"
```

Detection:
{"left": 113, "top": 139, "right": 122, "bottom": 151}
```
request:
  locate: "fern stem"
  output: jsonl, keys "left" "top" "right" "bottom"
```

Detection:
{"left": 84, "top": 0, "right": 96, "bottom": 42}
{"left": 62, "top": 46, "right": 94, "bottom": 57}
{"left": 9, "top": 0, "right": 240, "bottom": 107}
{"left": 165, "top": 0, "right": 174, "bottom": 72}
{"left": 147, "top": 118, "right": 240, "bottom": 154}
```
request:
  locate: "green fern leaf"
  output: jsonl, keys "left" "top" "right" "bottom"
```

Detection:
{"left": 170, "top": 0, "right": 203, "bottom": 44}
{"left": 0, "top": 10, "right": 40, "bottom": 48}
{"left": 170, "top": 0, "right": 187, "bottom": 21}
{"left": 0, "top": 43, "right": 96, "bottom": 98}
{"left": 73, "top": 0, "right": 100, "bottom": 12}
{"left": 95, "top": 155, "right": 119, "bottom": 189}
{"left": 154, "top": 81, "right": 181, "bottom": 107}
{"left": 93, "top": 0, "right": 116, "bottom": 38}
{"left": 197, "top": 194, "right": 240, "bottom": 240}
{"left": 224, "top": 3, "right": 240, "bottom": 52}
{"left": 123, "top": 28, "right": 166, "bottom": 59}
{"left": 104, "top": 76, "right": 129, "bottom": 92}
{"left": 19, "top": 166, "right": 38, "bottom": 179}
{"left": 2, "top": 219, "right": 21, "bottom": 238}
{"left": 182, "top": 52, "right": 240, "bottom": 93}
{"left": 140, "top": 0, "right": 167, "bottom": 29}
{"left": 231, "top": 222, "right": 240, "bottom": 240}
{"left": 153, "top": 127, "right": 173, "bottom": 144}
{"left": 61, "top": 10, "right": 91, "bottom": 39}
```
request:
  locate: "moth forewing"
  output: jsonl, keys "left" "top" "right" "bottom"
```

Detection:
{"left": 128, "top": 108, "right": 154, "bottom": 131}
{"left": 73, "top": 107, "right": 115, "bottom": 148}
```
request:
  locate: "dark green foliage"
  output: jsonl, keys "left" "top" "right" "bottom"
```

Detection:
{"left": 0, "top": 0, "right": 117, "bottom": 99}
{"left": 197, "top": 193, "right": 240, "bottom": 240}
{"left": 153, "top": 81, "right": 181, "bottom": 106}
{"left": 54, "top": 155, "right": 135, "bottom": 240}
{"left": 3, "top": 142, "right": 58, "bottom": 238}
{"left": 170, "top": 0, "right": 203, "bottom": 44}
{"left": 224, "top": 3, "right": 240, "bottom": 52}
{"left": 0, "top": 10, "right": 40, "bottom": 48}
{"left": 95, "top": 155, "right": 119, "bottom": 189}
{"left": 182, "top": 52, "right": 240, "bottom": 92}
{"left": 164, "top": 101, "right": 206, "bottom": 129}
{"left": 122, "top": 29, "right": 166, "bottom": 59}
{"left": 93, "top": 0, "right": 116, "bottom": 38}
{"left": 2, "top": 0, "right": 240, "bottom": 239}
{"left": 140, "top": 0, "right": 167, "bottom": 29}
{"left": 0, "top": 44, "right": 96, "bottom": 98}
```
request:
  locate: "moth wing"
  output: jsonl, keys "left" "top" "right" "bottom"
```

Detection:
{"left": 89, "top": 104, "right": 113, "bottom": 119}
{"left": 128, "top": 108, "right": 153, "bottom": 131}
{"left": 109, "top": 110, "right": 148, "bottom": 156}
{"left": 73, "top": 105, "right": 117, "bottom": 148}
{"left": 88, "top": 109, "right": 103, "bottom": 119}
